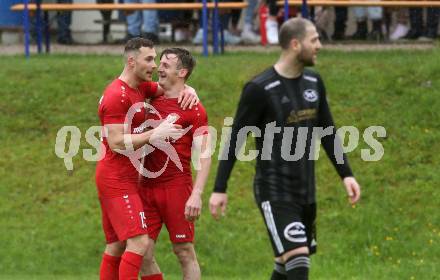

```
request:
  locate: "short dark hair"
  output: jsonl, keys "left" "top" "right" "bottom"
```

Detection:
{"left": 279, "top": 18, "right": 314, "bottom": 49}
{"left": 160, "top": 48, "right": 196, "bottom": 81}
{"left": 124, "top": 37, "right": 154, "bottom": 56}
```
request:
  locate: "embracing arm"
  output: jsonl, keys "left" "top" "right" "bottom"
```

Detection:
{"left": 154, "top": 83, "right": 199, "bottom": 109}
{"left": 105, "top": 121, "right": 182, "bottom": 152}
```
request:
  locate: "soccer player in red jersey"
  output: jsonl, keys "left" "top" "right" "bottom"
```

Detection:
{"left": 139, "top": 48, "right": 211, "bottom": 280}
{"left": 96, "top": 38, "right": 199, "bottom": 280}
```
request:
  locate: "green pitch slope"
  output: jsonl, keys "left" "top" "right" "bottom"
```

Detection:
{"left": 0, "top": 50, "right": 439, "bottom": 279}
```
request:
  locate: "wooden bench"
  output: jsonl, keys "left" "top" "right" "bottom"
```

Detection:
{"left": 10, "top": 2, "right": 249, "bottom": 57}
{"left": 10, "top": 3, "right": 249, "bottom": 11}
{"left": 274, "top": 0, "right": 440, "bottom": 22}
{"left": 11, "top": 0, "right": 440, "bottom": 57}
{"left": 276, "top": 0, "right": 440, "bottom": 7}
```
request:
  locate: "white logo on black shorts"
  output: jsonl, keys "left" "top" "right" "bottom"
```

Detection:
{"left": 284, "top": 222, "right": 307, "bottom": 243}
{"left": 303, "top": 89, "right": 318, "bottom": 102}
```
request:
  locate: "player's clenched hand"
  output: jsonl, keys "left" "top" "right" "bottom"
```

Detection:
{"left": 149, "top": 119, "right": 183, "bottom": 144}
{"left": 209, "top": 192, "right": 228, "bottom": 220}
{"left": 178, "top": 85, "right": 199, "bottom": 110}
{"left": 185, "top": 193, "right": 202, "bottom": 221}
{"left": 343, "top": 177, "right": 361, "bottom": 205}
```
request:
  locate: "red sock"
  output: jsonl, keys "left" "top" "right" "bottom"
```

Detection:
{"left": 99, "top": 253, "right": 121, "bottom": 280}
{"left": 119, "top": 251, "right": 143, "bottom": 280}
{"left": 141, "top": 273, "right": 164, "bottom": 280}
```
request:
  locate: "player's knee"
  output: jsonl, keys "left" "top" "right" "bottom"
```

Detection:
{"left": 137, "top": 234, "right": 150, "bottom": 247}
{"left": 281, "top": 246, "right": 309, "bottom": 263}
{"left": 173, "top": 243, "right": 196, "bottom": 261}
{"left": 105, "top": 241, "right": 125, "bottom": 256}
{"left": 126, "top": 234, "right": 150, "bottom": 255}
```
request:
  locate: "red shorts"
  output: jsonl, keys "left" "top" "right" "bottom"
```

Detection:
{"left": 140, "top": 184, "right": 195, "bottom": 243}
{"left": 99, "top": 193, "right": 149, "bottom": 244}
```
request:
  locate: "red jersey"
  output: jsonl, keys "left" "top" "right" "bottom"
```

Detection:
{"left": 96, "top": 79, "right": 158, "bottom": 198}
{"left": 142, "top": 96, "right": 208, "bottom": 188}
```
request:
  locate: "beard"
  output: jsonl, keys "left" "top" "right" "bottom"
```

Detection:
{"left": 298, "top": 48, "right": 315, "bottom": 67}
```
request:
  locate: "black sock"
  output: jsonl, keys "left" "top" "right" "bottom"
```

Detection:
{"left": 271, "top": 261, "right": 286, "bottom": 280}
{"left": 285, "top": 254, "right": 310, "bottom": 280}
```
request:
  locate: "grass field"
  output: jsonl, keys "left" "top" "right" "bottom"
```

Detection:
{"left": 0, "top": 49, "right": 439, "bottom": 280}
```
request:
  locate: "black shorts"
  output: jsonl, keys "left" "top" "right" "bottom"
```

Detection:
{"left": 258, "top": 200, "right": 317, "bottom": 257}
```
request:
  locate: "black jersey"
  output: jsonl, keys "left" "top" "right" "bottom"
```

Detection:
{"left": 214, "top": 67, "right": 353, "bottom": 204}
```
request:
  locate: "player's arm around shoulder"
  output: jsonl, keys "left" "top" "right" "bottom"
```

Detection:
{"left": 153, "top": 83, "right": 199, "bottom": 109}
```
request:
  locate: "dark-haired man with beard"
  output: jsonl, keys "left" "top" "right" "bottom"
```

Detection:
{"left": 209, "top": 18, "right": 361, "bottom": 280}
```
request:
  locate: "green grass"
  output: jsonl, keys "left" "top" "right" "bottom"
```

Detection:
{"left": 0, "top": 50, "right": 439, "bottom": 279}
